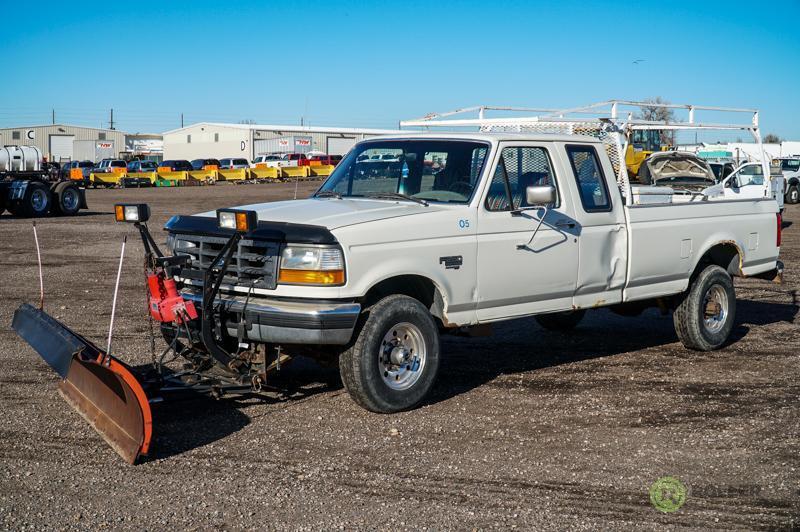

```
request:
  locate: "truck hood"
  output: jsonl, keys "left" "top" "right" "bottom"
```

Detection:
{"left": 644, "top": 152, "right": 717, "bottom": 185}
{"left": 196, "top": 198, "right": 440, "bottom": 230}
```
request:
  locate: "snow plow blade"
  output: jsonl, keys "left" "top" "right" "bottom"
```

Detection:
{"left": 11, "top": 303, "right": 152, "bottom": 464}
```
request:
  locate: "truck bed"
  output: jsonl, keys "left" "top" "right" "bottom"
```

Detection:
{"left": 624, "top": 197, "right": 779, "bottom": 302}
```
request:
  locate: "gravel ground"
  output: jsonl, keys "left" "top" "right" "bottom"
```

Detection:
{"left": 1, "top": 183, "right": 798, "bottom": 530}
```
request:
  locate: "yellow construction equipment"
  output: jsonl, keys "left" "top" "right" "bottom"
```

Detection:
{"left": 280, "top": 166, "right": 311, "bottom": 179}
{"left": 625, "top": 129, "right": 672, "bottom": 178}
{"left": 310, "top": 164, "right": 335, "bottom": 177}
{"left": 90, "top": 172, "right": 123, "bottom": 187}
{"left": 250, "top": 167, "right": 280, "bottom": 180}
{"left": 217, "top": 168, "right": 248, "bottom": 181}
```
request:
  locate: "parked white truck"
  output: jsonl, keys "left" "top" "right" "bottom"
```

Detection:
{"left": 156, "top": 131, "right": 783, "bottom": 413}
{"left": 12, "top": 128, "right": 785, "bottom": 463}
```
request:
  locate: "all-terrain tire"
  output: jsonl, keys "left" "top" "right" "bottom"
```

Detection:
{"left": 339, "top": 294, "right": 440, "bottom": 413}
{"left": 535, "top": 309, "right": 586, "bottom": 331}
{"left": 673, "top": 264, "right": 736, "bottom": 351}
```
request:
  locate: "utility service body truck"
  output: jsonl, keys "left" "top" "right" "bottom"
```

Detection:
{"left": 12, "top": 101, "right": 783, "bottom": 463}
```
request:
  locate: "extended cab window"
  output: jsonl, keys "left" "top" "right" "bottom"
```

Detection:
{"left": 486, "top": 147, "right": 557, "bottom": 211}
{"left": 566, "top": 145, "right": 611, "bottom": 212}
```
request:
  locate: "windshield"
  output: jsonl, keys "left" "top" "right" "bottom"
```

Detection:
{"left": 780, "top": 159, "right": 800, "bottom": 171}
{"left": 317, "top": 140, "right": 490, "bottom": 203}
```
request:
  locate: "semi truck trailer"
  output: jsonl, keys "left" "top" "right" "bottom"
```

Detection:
{"left": 0, "top": 145, "right": 87, "bottom": 217}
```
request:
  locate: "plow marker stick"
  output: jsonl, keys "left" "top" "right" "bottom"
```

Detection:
{"left": 106, "top": 235, "right": 127, "bottom": 364}
{"left": 32, "top": 222, "right": 44, "bottom": 310}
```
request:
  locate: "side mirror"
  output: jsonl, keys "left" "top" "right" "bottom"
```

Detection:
{"left": 525, "top": 185, "right": 556, "bottom": 206}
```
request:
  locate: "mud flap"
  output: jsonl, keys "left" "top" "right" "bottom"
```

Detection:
{"left": 11, "top": 303, "right": 152, "bottom": 464}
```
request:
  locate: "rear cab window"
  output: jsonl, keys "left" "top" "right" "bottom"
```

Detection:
{"left": 565, "top": 144, "right": 611, "bottom": 212}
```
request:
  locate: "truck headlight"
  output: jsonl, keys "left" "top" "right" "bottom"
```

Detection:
{"left": 217, "top": 208, "right": 257, "bottom": 232}
{"left": 114, "top": 203, "right": 150, "bottom": 223}
{"left": 278, "top": 245, "right": 345, "bottom": 285}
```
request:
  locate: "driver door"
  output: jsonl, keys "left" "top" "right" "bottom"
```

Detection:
{"left": 476, "top": 143, "right": 579, "bottom": 322}
{"left": 726, "top": 163, "right": 767, "bottom": 199}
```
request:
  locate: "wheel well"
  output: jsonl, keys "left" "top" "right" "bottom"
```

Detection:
{"left": 362, "top": 275, "right": 441, "bottom": 316}
{"left": 696, "top": 242, "right": 741, "bottom": 277}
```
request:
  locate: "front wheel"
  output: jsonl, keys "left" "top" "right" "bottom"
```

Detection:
{"left": 673, "top": 265, "right": 736, "bottom": 351}
{"left": 339, "top": 295, "right": 440, "bottom": 413}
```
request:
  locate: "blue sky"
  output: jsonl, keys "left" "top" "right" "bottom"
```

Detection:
{"left": 0, "top": 0, "right": 798, "bottom": 139}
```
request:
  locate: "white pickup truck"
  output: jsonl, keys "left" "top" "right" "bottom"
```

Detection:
{"left": 163, "top": 132, "right": 783, "bottom": 413}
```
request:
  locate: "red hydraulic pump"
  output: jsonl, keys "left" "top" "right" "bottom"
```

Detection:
{"left": 147, "top": 272, "right": 197, "bottom": 323}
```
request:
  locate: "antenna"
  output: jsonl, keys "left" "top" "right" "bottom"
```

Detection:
{"left": 105, "top": 235, "right": 127, "bottom": 365}
{"left": 32, "top": 222, "right": 44, "bottom": 310}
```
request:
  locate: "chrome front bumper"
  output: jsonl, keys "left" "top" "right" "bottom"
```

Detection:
{"left": 182, "top": 292, "right": 361, "bottom": 345}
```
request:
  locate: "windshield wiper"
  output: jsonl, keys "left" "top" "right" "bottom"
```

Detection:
{"left": 314, "top": 190, "right": 343, "bottom": 199}
{"left": 364, "top": 191, "right": 428, "bottom": 206}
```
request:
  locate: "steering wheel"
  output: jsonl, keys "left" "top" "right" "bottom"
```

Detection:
{"left": 446, "top": 181, "right": 473, "bottom": 197}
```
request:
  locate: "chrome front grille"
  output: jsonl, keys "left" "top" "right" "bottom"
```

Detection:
{"left": 172, "top": 234, "right": 280, "bottom": 289}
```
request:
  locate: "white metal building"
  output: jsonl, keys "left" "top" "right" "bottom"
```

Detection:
{"left": 162, "top": 123, "right": 401, "bottom": 161}
{"left": 0, "top": 124, "right": 127, "bottom": 162}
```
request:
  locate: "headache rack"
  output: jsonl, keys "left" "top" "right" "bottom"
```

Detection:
{"left": 400, "top": 100, "right": 770, "bottom": 205}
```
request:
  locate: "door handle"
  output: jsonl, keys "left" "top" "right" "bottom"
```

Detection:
{"left": 555, "top": 220, "right": 576, "bottom": 229}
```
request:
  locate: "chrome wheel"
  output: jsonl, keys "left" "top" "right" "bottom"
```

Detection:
{"left": 61, "top": 188, "right": 79, "bottom": 211}
{"left": 378, "top": 322, "right": 427, "bottom": 391}
{"left": 31, "top": 189, "right": 48, "bottom": 212}
{"left": 703, "top": 284, "right": 729, "bottom": 333}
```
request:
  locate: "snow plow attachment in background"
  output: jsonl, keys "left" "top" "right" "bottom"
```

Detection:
{"left": 12, "top": 303, "right": 152, "bottom": 464}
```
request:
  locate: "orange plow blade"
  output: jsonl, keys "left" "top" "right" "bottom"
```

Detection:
{"left": 12, "top": 303, "right": 152, "bottom": 464}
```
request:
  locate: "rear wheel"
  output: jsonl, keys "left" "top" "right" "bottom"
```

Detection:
{"left": 535, "top": 309, "right": 586, "bottom": 331}
{"left": 339, "top": 295, "right": 440, "bottom": 413}
{"left": 53, "top": 183, "right": 81, "bottom": 216}
{"left": 787, "top": 185, "right": 799, "bottom": 205}
{"left": 673, "top": 265, "right": 736, "bottom": 351}
{"left": 16, "top": 182, "right": 52, "bottom": 217}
